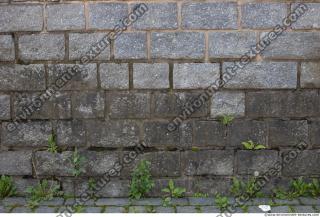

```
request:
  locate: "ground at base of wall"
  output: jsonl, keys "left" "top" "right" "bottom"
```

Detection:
{"left": 0, "top": 197, "right": 320, "bottom": 213}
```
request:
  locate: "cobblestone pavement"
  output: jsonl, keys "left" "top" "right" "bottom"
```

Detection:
{"left": 0, "top": 197, "right": 320, "bottom": 213}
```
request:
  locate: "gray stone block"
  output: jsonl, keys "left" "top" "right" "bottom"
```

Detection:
{"left": 96, "top": 198, "right": 129, "bottom": 206}
{"left": 72, "top": 91, "right": 105, "bottom": 118}
{"left": 11, "top": 207, "right": 32, "bottom": 213}
{"left": 12, "top": 178, "right": 38, "bottom": 196}
{"left": 211, "top": 91, "right": 245, "bottom": 117}
{"left": 223, "top": 62, "right": 297, "bottom": 89}
{"left": 0, "top": 5, "right": 43, "bottom": 32}
{"left": 294, "top": 206, "right": 317, "bottom": 213}
{"left": 56, "top": 120, "right": 86, "bottom": 147}
{"left": 114, "top": 33, "right": 147, "bottom": 59}
{"left": 301, "top": 62, "right": 320, "bottom": 88}
{"left": 19, "top": 34, "right": 65, "bottom": 60}
{"left": 273, "top": 199, "right": 300, "bottom": 205}
{"left": 0, "top": 35, "right": 15, "bottom": 61}
{"left": 128, "top": 206, "right": 145, "bottom": 213}
{"left": 100, "top": 63, "right": 128, "bottom": 89}
{"left": 299, "top": 197, "right": 320, "bottom": 205}
{"left": 133, "top": 63, "right": 169, "bottom": 89}
{"left": 201, "top": 206, "right": 220, "bottom": 213}
{"left": 193, "top": 121, "right": 226, "bottom": 147}
{"left": 182, "top": 3, "right": 237, "bottom": 29}
{"left": 191, "top": 177, "right": 231, "bottom": 196}
{"left": 310, "top": 119, "right": 320, "bottom": 147}
{"left": 241, "top": 3, "right": 287, "bottom": 28}
{"left": 104, "top": 206, "right": 126, "bottom": 213}
{"left": 270, "top": 206, "right": 290, "bottom": 213}
{"left": 292, "top": 3, "right": 320, "bottom": 29}
{"left": 2, "top": 197, "right": 26, "bottom": 206}
{"left": 34, "top": 206, "right": 57, "bottom": 213}
{"left": 155, "top": 206, "right": 175, "bottom": 213}
{"left": 182, "top": 150, "right": 234, "bottom": 176}
{"left": 0, "top": 94, "right": 10, "bottom": 120}
{"left": 151, "top": 32, "right": 205, "bottom": 59}
{"left": 176, "top": 206, "right": 197, "bottom": 213}
{"left": 173, "top": 63, "right": 220, "bottom": 89}
{"left": 188, "top": 198, "right": 214, "bottom": 206}
{"left": 131, "top": 198, "right": 162, "bottom": 206}
{"left": 0, "top": 151, "right": 32, "bottom": 175}
{"left": 47, "top": 4, "right": 85, "bottom": 30}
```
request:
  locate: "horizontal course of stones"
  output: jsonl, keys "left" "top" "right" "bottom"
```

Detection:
{"left": 0, "top": 0, "right": 320, "bottom": 200}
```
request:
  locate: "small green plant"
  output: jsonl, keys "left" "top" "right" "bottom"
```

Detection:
{"left": 309, "top": 179, "right": 320, "bottom": 197}
{"left": 215, "top": 193, "right": 230, "bottom": 212}
{"left": 191, "top": 146, "right": 200, "bottom": 152}
{"left": 288, "top": 205, "right": 296, "bottom": 213}
{"left": 219, "top": 115, "right": 234, "bottom": 126}
{"left": 0, "top": 175, "right": 16, "bottom": 199}
{"left": 242, "top": 140, "right": 266, "bottom": 150}
{"left": 273, "top": 177, "right": 311, "bottom": 200}
{"left": 145, "top": 205, "right": 156, "bottom": 213}
{"left": 195, "top": 205, "right": 202, "bottom": 213}
{"left": 193, "top": 192, "right": 209, "bottom": 198}
{"left": 129, "top": 160, "right": 154, "bottom": 200}
{"left": 88, "top": 178, "right": 97, "bottom": 200}
{"left": 240, "top": 204, "right": 249, "bottom": 213}
{"left": 26, "top": 180, "right": 62, "bottom": 209}
{"left": 162, "top": 179, "right": 186, "bottom": 206}
{"left": 230, "top": 177, "right": 264, "bottom": 198}
{"left": 73, "top": 204, "right": 85, "bottom": 213}
{"left": 47, "top": 134, "right": 58, "bottom": 153}
{"left": 71, "top": 148, "right": 86, "bottom": 177}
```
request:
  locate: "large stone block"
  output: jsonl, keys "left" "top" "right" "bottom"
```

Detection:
{"left": 114, "top": 33, "right": 147, "bottom": 59}
{"left": 100, "top": 63, "right": 128, "bottom": 89}
{"left": 292, "top": 3, "right": 320, "bottom": 29}
{"left": 301, "top": 62, "right": 320, "bottom": 88}
{"left": 0, "top": 151, "right": 32, "bottom": 175}
{"left": 310, "top": 119, "right": 320, "bottom": 147}
{"left": 72, "top": 91, "right": 105, "bottom": 118}
{"left": 0, "top": 35, "right": 15, "bottom": 61}
{"left": 0, "top": 94, "right": 10, "bottom": 120}
{"left": 211, "top": 91, "right": 245, "bottom": 117}
{"left": 56, "top": 120, "right": 86, "bottom": 147}
{"left": 193, "top": 121, "right": 226, "bottom": 147}
{"left": 133, "top": 63, "right": 169, "bottom": 89}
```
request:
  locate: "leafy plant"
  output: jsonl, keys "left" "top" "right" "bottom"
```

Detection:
{"left": 88, "top": 178, "right": 97, "bottom": 200}
{"left": 240, "top": 204, "right": 249, "bottom": 213}
{"left": 71, "top": 148, "right": 86, "bottom": 177}
{"left": 145, "top": 205, "right": 156, "bottom": 213}
{"left": 0, "top": 175, "right": 16, "bottom": 199}
{"left": 73, "top": 204, "right": 85, "bottom": 213}
{"left": 273, "top": 177, "right": 312, "bottom": 200}
{"left": 193, "top": 192, "right": 209, "bottom": 198}
{"left": 219, "top": 115, "right": 234, "bottom": 126}
{"left": 230, "top": 177, "right": 264, "bottom": 198}
{"left": 291, "top": 177, "right": 310, "bottom": 197}
{"left": 242, "top": 140, "right": 266, "bottom": 150}
{"left": 26, "top": 180, "right": 62, "bottom": 209}
{"left": 161, "top": 179, "right": 186, "bottom": 207}
{"left": 215, "top": 193, "right": 230, "bottom": 212}
{"left": 191, "top": 147, "right": 200, "bottom": 152}
{"left": 309, "top": 179, "right": 320, "bottom": 197}
{"left": 195, "top": 205, "right": 202, "bottom": 213}
{"left": 129, "top": 160, "right": 154, "bottom": 200}
{"left": 47, "top": 134, "right": 58, "bottom": 153}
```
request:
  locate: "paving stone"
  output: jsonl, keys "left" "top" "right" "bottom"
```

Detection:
{"left": 249, "top": 198, "right": 273, "bottom": 206}
{"left": 0, "top": 35, "right": 15, "bottom": 61}
{"left": 100, "top": 63, "right": 128, "bottom": 89}
{"left": 201, "top": 206, "right": 220, "bottom": 213}
{"left": 247, "top": 206, "right": 265, "bottom": 213}
{"left": 114, "top": 32, "right": 147, "bottom": 59}
{"left": 34, "top": 206, "right": 56, "bottom": 213}
{"left": 176, "top": 206, "right": 197, "bottom": 213}
{"left": 211, "top": 91, "right": 245, "bottom": 117}
{"left": 37, "top": 198, "right": 64, "bottom": 206}
{"left": 12, "top": 206, "right": 32, "bottom": 213}
{"left": 131, "top": 198, "right": 162, "bottom": 206}
{"left": 133, "top": 63, "right": 169, "bottom": 89}
{"left": 2, "top": 198, "right": 27, "bottom": 206}
{"left": 0, "top": 151, "right": 32, "bottom": 175}
{"left": 104, "top": 206, "right": 126, "bottom": 213}
{"left": 294, "top": 206, "right": 317, "bottom": 213}
{"left": 299, "top": 197, "right": 320, "bottom": 205}
{"left": 188, "top": 198, "right": 214, "bottom": 206}
{"left": 72, "top": 91, "right": 105, "bottom": 118}
{"left": 171, "top": 198, "right": 189, "bottom": 206}
{"left": 273, "top": 199, "right": 301, "bottom": 205}
{"left": 155, "top": 206, "right": 175, "bottom": 213}
{"left": 95, "top": 198, "right": 129, "bottom": 206}
{"left": 271, "top": 206, "right": 290, "bottom": 213}
{"left": 301, "top": 62, "right": 320, "bottom": 88}
{"left": 292, "top": 3, "right": 320, "bottom": 29}
{"left": 83, "top": 207, "right": 102, "bottom": 213}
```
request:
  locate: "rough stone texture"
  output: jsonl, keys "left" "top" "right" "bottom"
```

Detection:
{"left": 211, "top": 91, "right": 245, "bottom": 117}
{"left": 0, "top": 151, "right": 32, "bottom": 175}
{"left": 69, "top": 33, "right": 110, "bottom": 60}
{"left": 292, "top": 3, "right": 320, "bottom": 29}
{"left": 56, "top": 120, "right": 86, "bottom": 147}
{"left": 173, "top": 63, "right": 220, "bottom": 89}
{"left": 0, "top": 35, "right": 15, "bottom": 61}
{"left": 132, "top": 3, "right": 177, "bottom": 30}
{"left": 301, "top": 62, "right": 320, "bottom": 88}
{"left": 182, "top": 3, "right": 237, "bottom": 29}
{"left": 261, "top": 32, "right": 320, "bottom": 59}
{"left": 191, "top": 177, "right": 231, "bottom": 196}
{"left": 223, "top": 62, "right": 297, "bottom": 89}
{"left": 100, "top": 63, "right": 128, "bottom": 89}
{"left": 12, "top": 178, "right": 38, "bottom": 196}
{"left": 18, "top": 34, "right": 65, "bottom": 60}
{"left": 1, "top": 121, "right": 51, "bottom": 147}
{"left": 241, "top": 3, "right": 287, "bottom": 28}
{"left": 193, "top": 121, "right": 226, "bottom": 147}
{"left": 133, "top": 63, "right": 169, "bottom": 89}
{"left": 0, "top": 5, "right": 43, "bottom": 32}
{"left": 0, "top": 64, "right": 45, "bottom": 91}
{"left": 88, "top": 3, "right": 128, "bottom": 30}
{"left": 114, "top": 33, "right": 147, "bottom": 59}
{"left": 95, "top": 198, "right": 129, "bottom": 206}
{"left": 106, "top": 92, "right": 151, "bottom": 118}
{"left": 209, "top": 32, "right": 256, "bottom": 58}
{"left": 0, "top": 94, "right": 10, "bottom": 120}
{"left": 310, "top": 119, "right": 320, "bottom": 147}
{"left": 151, "top": 32, "right": 205, "bottom": 59}
{"left": 47, "top": 4, "right": 85, "bottom": 31}
{"left": 236, "top": 150, "right": 279, "bottom": 175}
{"left": 182, "top": 150, "right": 234, "bottom": 176}
{"left": 72, "top": 91, "right": 105, "bottom": 118}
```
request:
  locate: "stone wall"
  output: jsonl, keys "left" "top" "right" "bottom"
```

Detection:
{"left": 0, "top": 0, "right": 320, "bottom": 197}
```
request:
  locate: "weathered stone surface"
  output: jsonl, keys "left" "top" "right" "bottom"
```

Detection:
{"left": 176, "top": 206, "right": 197, "bottom": 213}
{"left": 310, "top": 119, "right": 320, "bottom": 147}
{"left": 241, "top": 3, "right": 287, "bottom": 28}
{"left": 88, "top": 3, "right": 128, "bottom": 30}
{"left": 292, "top": 3, "right": 320, "bottom": 29}
{"left": 300, "top": 197, "right": 320, "bottom": 205}
{"left": 131, "top": 198, "right": 162, "bottom": 206}
{"left": 100, "top": 63, "right": 128, "bottom": 89}
{"left": 0, "top": 94, "right": 10, "bottom": 120}
{"left": 35, "top": 206, "right": 58, "bottom": 213}
{"left": 1, "top": 121, "right": 51, "bottom": 147}
{"left": 2, "top": 197, "right": 26, "bottom": 206}
{"left": 191, "top": 177, "right": 231, "bottom": 196}
{"left": 0, "top": 35, "right": 14, "bottom": 61}
{"left": 48, "top": 64, "right": 97, "bottom": 90}
{"left": 182, "top": 3, "right": 237, "bottom": 29}
{"left": 0, "top": 151, "right": 32, "bottom": 175}
{"left": 12, "top": 178, "right": 38, "bottom": 196}
{"left": 18, "top": 34, "right": 65, "bottom": 60}
{"left": 148, "top": 178, "right": 192, "bottom": 197}
{"left": 47, "top": 4, "right": 85, "bottom": 30}
{"left": 228, "top": 120, "right": 268, "bottom": 148}
{"left": 95, "top": 198, "right": 129, "bottom": 206}
{"left": 282, "top": 150, "right": 320, "bottom": 176}
{"left": 223, "top": 62, "right": 297, "bottom": 89}
{"left": 106, "top": 92, "right": 150, "bottom": 118}
{"left": 69, "top": 33, "right": 110, "bottom": 60}
{"left": 0, "top": 5, "right": 43, "bottom": 32}
{"left": 132, "top": 3, "right": 177, "bottom": 30}
{"left": 56, "top": 120, "right": 86, "bottom": 147}
{"left": 193, "top": 121, "right": 226, "bottom": 146}
{"left": 246, "top": 91, "right": 320, "bottom": 118}
{"left": 268, "top": 120, "right": 309, "bottom": 148}
{"left": 188, "top": 198, "right": 214, "bottom": 206}
{"left": 72, "top": 91, "right": 105, "bottom": 118}
{"left": 182, "top": 150, "right": 234, "bottom": 175}
{"left": 261, "top": 32, "right": 320, "bottom": 59}
{"left": 104, "top": 206, "right": 126, "bottom": 213}
{"left": 82, "top": 207, "right": 102, "bottom": 213}
{"left": 173, "top": 63, "right": 220, "bottom": 89}
{"left": 201, "top": 206, "right": 220, "bottom": 213}
{"left": 153, "top": 92, "right": 208, "bottom": 117}
{"left": 86, "top": 120, "right": 140, "bottom": 147}
{"left": 0, "top": 64, "right": 45, "bottom": 91}
{"left": 133, "top": 63, "right": 169, "bottom": 89}
{"left": 211, "top": 91, "right": 245, "bottom": 117}
{"left": 209, "top": 32, "right": 256, "bottom": 58}
{"left": 151, "top": 32, "right": 205, "bottom": 59}
{"left": 236, "top": 150, "right": 279, "bottom": 175}
{"left": 114, "top": 33, "right": 147, "bottom": 59}
{"left": 301, "top": 62, "right": 320, "bottom": 88}
{"left": 155, "top": 206, "right": 175, "bottom": 213}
